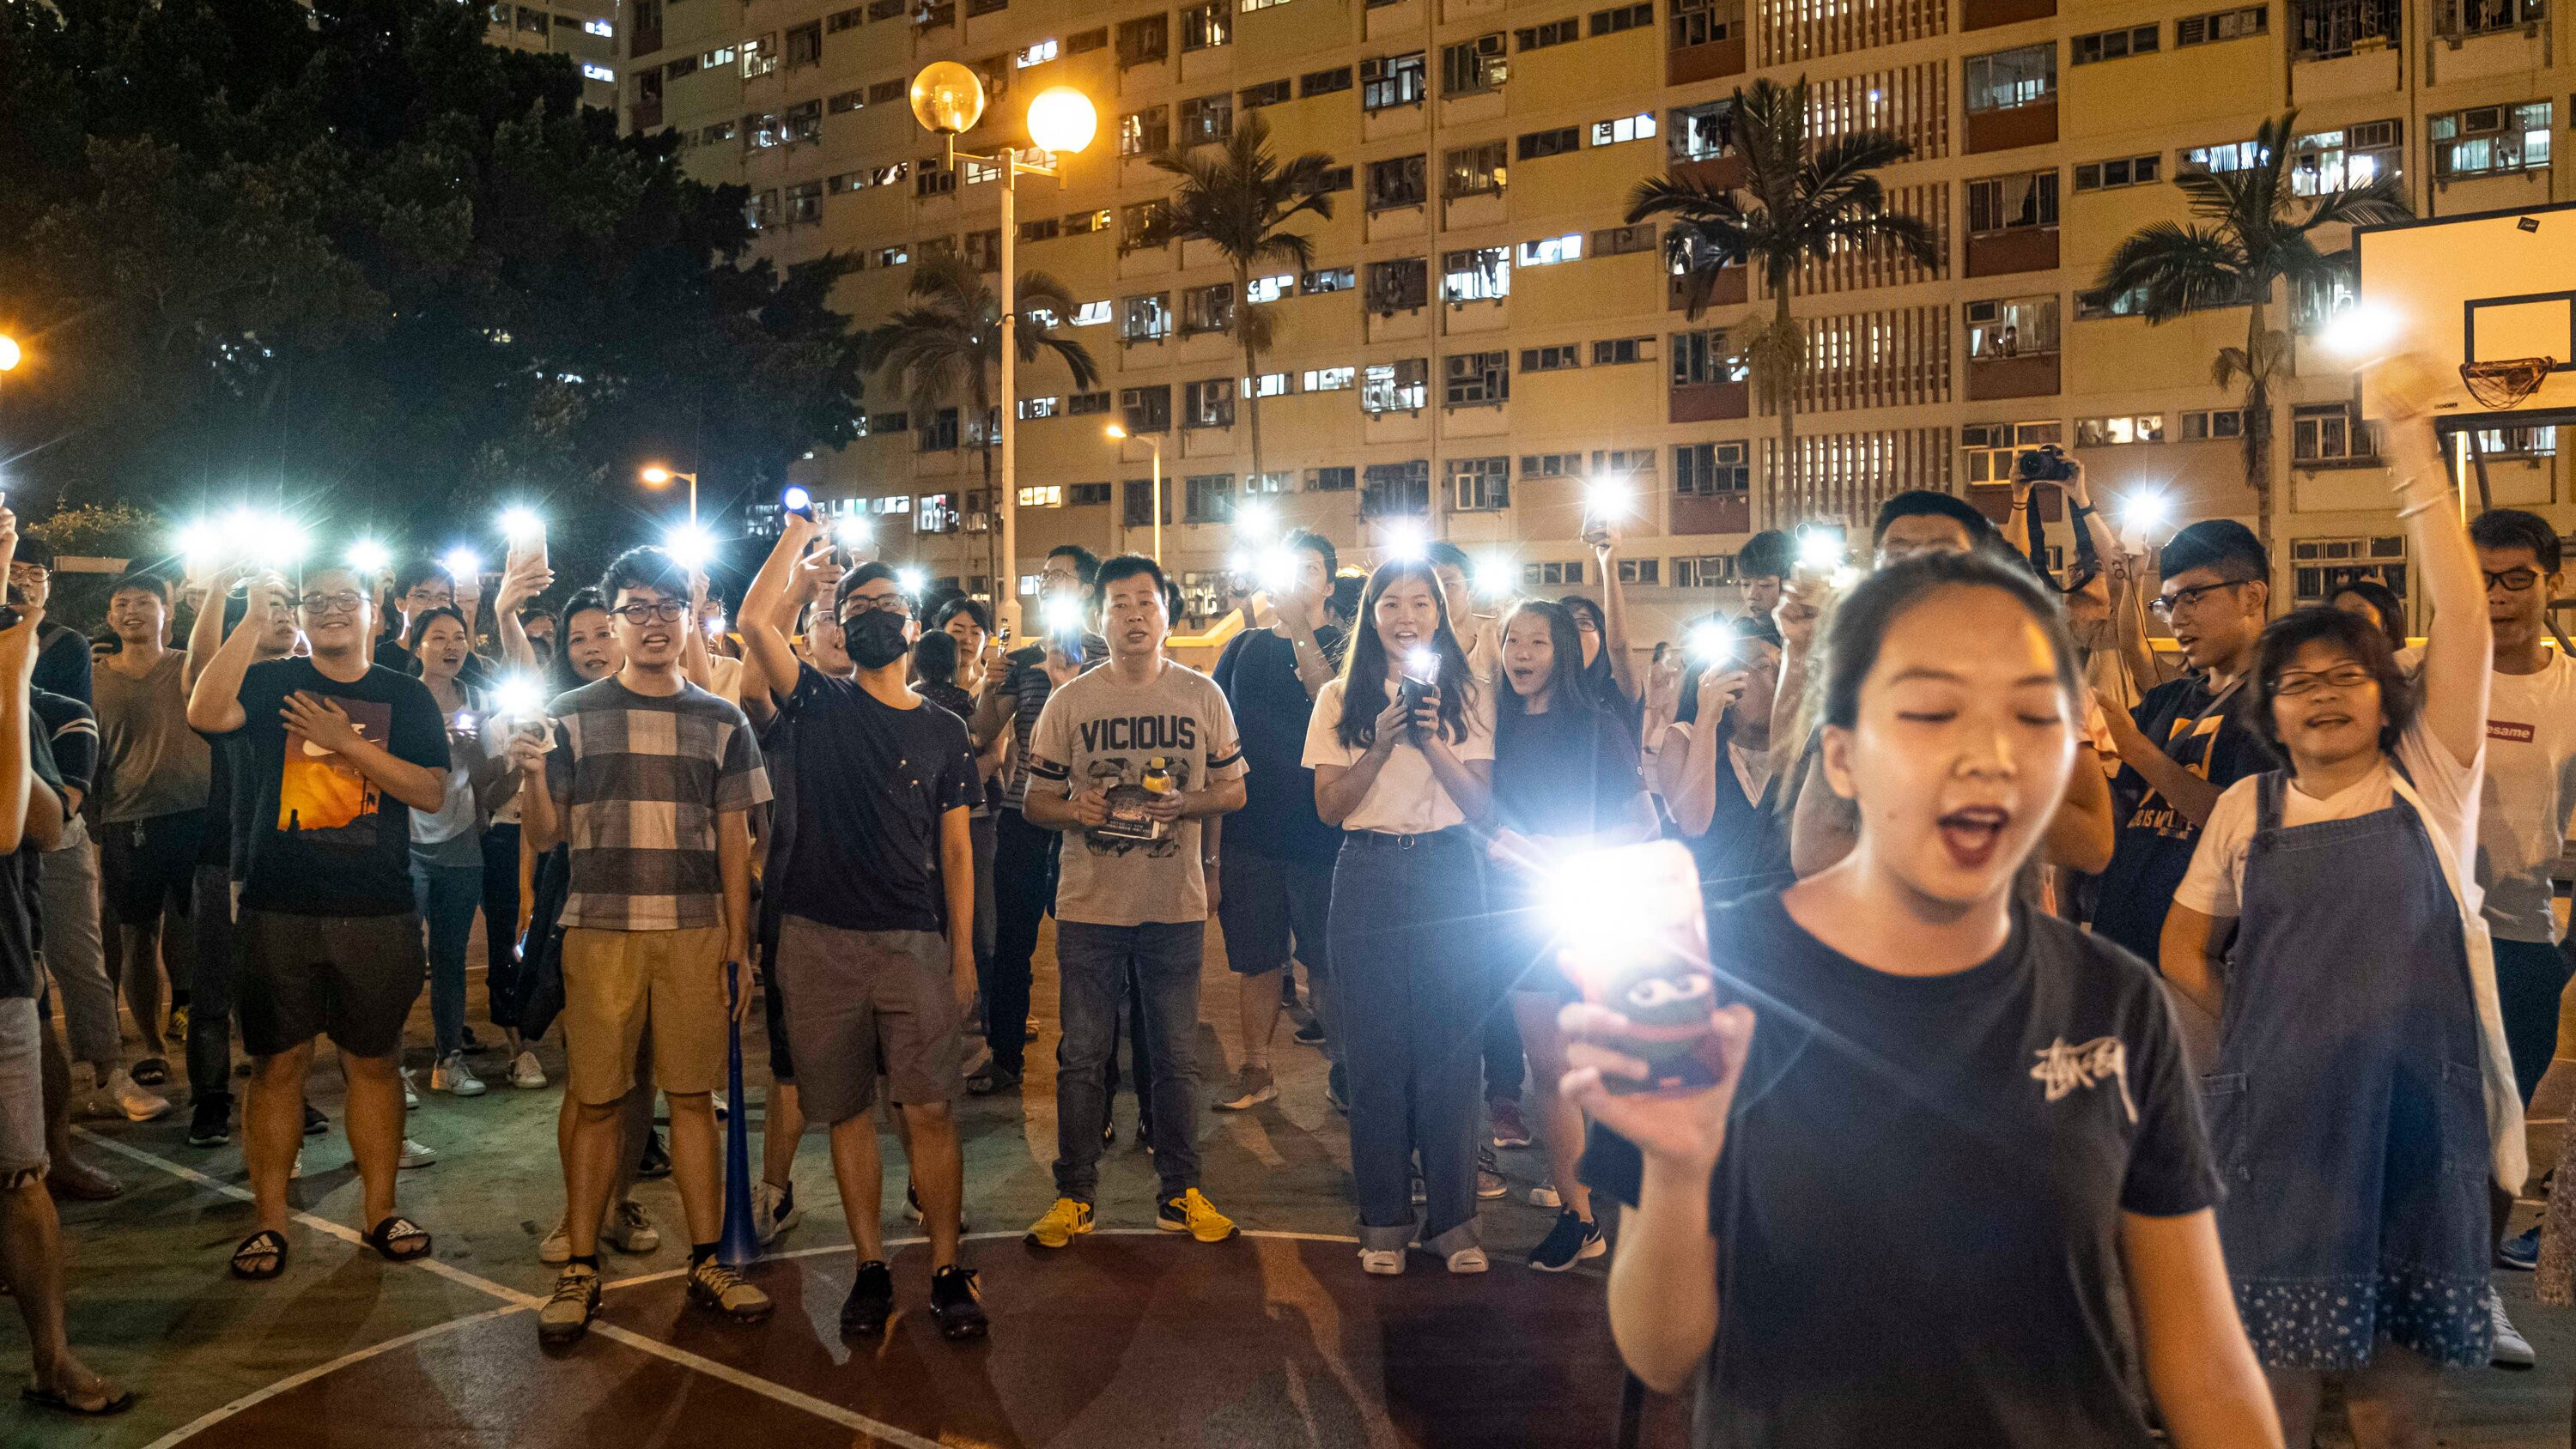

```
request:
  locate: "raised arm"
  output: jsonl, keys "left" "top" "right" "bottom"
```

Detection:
{"left": 2039, "top": 746, "right": 2117, "bottom": 873}
{"left": 2382, "top": 399, "right": 2491, "bottom": 767}
{"left": 183, "top": 563, "right": 246, "bottom": 693}
{"left": 1665, "top": 668, "right": 1748, "bottom": 839}
{"left": 738, "top": 513, "right": 822, "bottom": 706}
{"left": 2098, "top": 696, "right": 2222, "bottom": 829}
{"left": 1589, "top": 524, "right": 1642, "bottom": 702}
{"left": 186, "top": 573, "right": 287, "bottom": 735}
{"left": 492, "top": 558, "right": 554, "bottom": 672}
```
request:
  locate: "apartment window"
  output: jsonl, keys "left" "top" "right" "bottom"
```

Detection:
{"left": 1019, "top": 397, "right": 1062, "bottom": 421}
{"left": 1309, "top": 465, "right": 1358, "bottom": 491}
{"left": 2177, "top": 4, "right": 2269, "bottom": 43}
{"left": 1521, "top": 128, "right": 1581, "bottom": 161}
{"left": 1182, "top": 0, "right": 1232, "bottom": 48}
{"left": 786, "top": 21, "right": 823, "bottom": 64}
{"left": 1445, "top": 352, "right": 1510, "bottom": 407}
{"left": 2293, "top": 403, "right": 2369, "bottom": 462}
{"left": 1182, "top": 474, "right": 1236, "bottom": 523}
{"left": 1018, "top": 485, "right": 1064, "bottom": 508}
{"left": 1522, "top": 345, "right": 1582, "bottom": 372}
{"left": 1116, "top": 15, "right": 1169, "bottom": 66}
{"left": 1120, "top": 106, "right": 1170, "bottom": 157}
{"left": 1517, "top": 16, "right": 1581, "bottom": 47}
{"left": 1514, "top": 235, "right": 1579, "bottom": 269}
{"left": 1066, "top": 27, "right": 1109, "bottom": 52}
{"left": 1525, "top": 561, "right": 1586, "bottom": 585}
{"left": 1245, "top": 273, "right": 1296, "bottom": 304}
{"left": 1318, "top": 166, "right": 1355, "bottom": 194}
{"left": 2430, "top": 103, "right": 2551, "bottom": 179}
{"left": 1595, "top": 448, "right": 1656, "bottom": 476}
{"left": 744, "top": 189, "right": 777, "bottom": 230}
{"left": 1183, "top": 284, "right": 1235, "bottom": 336}
{"left": 2180, "top": 408, "right": 2246, "bottom": 440}
{"left": 866, "top": 0, "right": 906, "bottom": 18}
{"left": 2440, "top": 0, "right": 2544, "bottom": 33}
{"left": 1589, "top": 2, "right": 1653, "bottom": 33}
{"left": 918, "top": 409, "right": 962, "bottom": 452}
{"left": 1243, "top": 0, "right": 1291, "bottom": 11}
{"left": 1179, "top": 94, "right": 1233, "bottom": 145}
{"left": 1066, "top": 209, "right": 1111, "bottom": 236}
{"left": 1245, "top": 373, "right": 1291, "bottom": 397}
{"left": 741, "top": 33, "right": 779, "bottom": 76}
{"left": 583, "top": 63, "right": 617, "bottom": 83}
{"left": 866, "top": 414, "right": 913, "bottom": 437}
{"left": 1452, "top": 457, "right": 1511, "bottom": 511}
{"left": 1242, "top": 79, "right": 1291, "bottom": 108}
{"left": 2291, "top": 537, "right": 2409, "bottom": 606}
{"left": 1303, "top": 266, "right": 1357, "bottom": 294}
{"left": 1962, "top": 421, "right": 2062, "bottom": 483}
{"left": 1967, "top": 172, "right": 2058, "bottom": 233}
{"left": 785, "top": 180, "right": 823, "bottom": 225}
{"left": 1592, "top": 112, "right": 1657, "bottom": 148}
{"left": 1366, "top": 258, "right": 1430, "bottom": 313}
{"left": 1967, "top": 296, "right": 2061, "bottom": 358}
{"left": 2072, "top": 22, "right": 2157, "bottom": 63}
{"left": 2075, "top": 284, "right": 2151, "bottom": 320}
{"left": 1304, "top": 366, "right": 1357, "bottom": 391}
{"left": 1121, "top": 385, "right": 1174, "bottom": 433}
{"left": 2292, "top": 120, "right": 2401, "bottom": 194}
{"left": 868, "top": 78, "right": 906, "bottom": 103}
{"left": 2182, "top": 139, "right": 2267, "bottom": 175}
{"left": 1669, "top": 0, "right": 1735, "bottom": 47}
{"left": 2469, "top": 425, "right": 2559, "bottom": 457}
{"left": 666, "top": 55, "right": 702, "bottom": 80}
{"left": 1369, "top": 155, "right": 1428, "bottom": 211}
{"left": 1443, "top": 34, "right": 1509, "bottom": 95}
{"left": 1674, "top": 555, "right": 1737, "bottom": 587}
{"left": 1362, "top": 52, "right": 1427, "bottom": 110}
{"left": 875, "top": 243, "right": 910, "bottom": 266}
{"left": 1070, "top": 482, "right": 1115, "bottom": 506}
{"left": 1013, "top": 39, "right": 1059, "bottom": 66}
{"left": 1965, "top": 44, "right": 2056, "bottom": 112}
{"left": 1670, "top": 329, "right": 1746, "bottom": 385}
{"left": 1362, "top": 461, "right": 1432, "bottom": 516}
{"left": 1615, "top": 558, "right": 1662, "bottom": 585}
{"left": 1303, "top": 65, "right": 1353, "bottom": 96}
{"left": 1674, "top": 441, "right": 1751, "bottom": 497}
{"left": 2075, "top": 414, "right": 2167, "bottom": 446}
{"left": 1121, "top": 294, "right": 1172, "bottom": 343}
{"left": 1019, "top": 218, "right": 1061, "bottom": 244}
{"left": 1362, "top": 360, "right": 1429, "bottom": 414}
{"left": 827, "top": 88, "right": 866, "bottom": 113}
{"left": 1592, "top": 222, "right": 1656, "bottom": 256}
{"left": 1443, "top": 247, "right": 1511, "bottom": 302}
{"left": 1444, "top": 141, "right": 1508, "bottom": 198}
{"left": 1068, "top": 301, "right": 1112, "bottom": 328}
{"left": 1123, "top": 481, "right": 1169, "bottom": 528}
{"left": 2073, "top": 155, "right": 2160, "bottom": 192}
{"left": 2296, "top": 0, "right": 2401, "bottom": 56}
{"left": 1121, "top": 201, "right": 1164, "bottom": 250}
{"left": 700, "top": 42, "right": 734, "bottom": 65}
{"left": 1670, "top": 100, "right": 1734, "bottom": 163}
{"left": 1522, "top": 452, "right": 1585, "bottom": 477}
{"left": 1593, "top": 336, "right": 1653, "bottom": 365}
{"left": 1067, "top": 391, "right": 1114, "bottom": 415}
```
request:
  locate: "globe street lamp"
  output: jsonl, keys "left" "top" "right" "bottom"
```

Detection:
{"left": 640, "top": 464, "right": 698, "bottom": 524}
{"left": 1104, "top": 423, "right": 1162, "bottom": 562}
{"left": 911, "top": 66, "right": 1097, "bottom": 634}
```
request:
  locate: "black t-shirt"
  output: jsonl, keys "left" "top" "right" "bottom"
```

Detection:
{"left": 2089, "top": 674, "right": 2275, "bottom": 960}
{"left": 216, "top": 658, "right": 451, "bottom": 917}
{"left": 916, "top": 680, "right": 991, "bottom": 811}
{"left": 1493, "top": 701, "right": 1643, "bottom": 839}
{"left": 0, "top": 720, "right": 67, "bottom": 998}
{"left": 33, "top": 622, "right": 92, "bottom": 707}
{"left": 771, "top": 665, "right": 981, "bottom": 933}
{"left": 1212, "top": 625, "right": 1346, "bottom": 864}
{"left": 1583, "top": 893, "right": 2217, "bottom": 1449}
{"left": 32, "top": 689, "right": 96, "bottom": 803}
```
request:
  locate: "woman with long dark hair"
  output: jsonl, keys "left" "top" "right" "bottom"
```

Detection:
{"left": 1305, "top": 558, "right": 1494, "bottom": 1275}
{"left": 404, "top": 607, "right": 516, "bottom": 1096}
{"left": 1488, "top": 600, "right": 1652, "bottom": 1271}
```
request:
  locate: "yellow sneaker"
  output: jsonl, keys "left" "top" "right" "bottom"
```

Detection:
{"left": 1157, "top": 1188, "right": 1237, "bottom": 1243}
{"left": 1024, "top": 1197, "right": 1095, "bottom": 1249}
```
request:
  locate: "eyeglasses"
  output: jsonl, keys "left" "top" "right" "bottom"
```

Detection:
{"left": 2273, "top": 664, "right": 2377, "bottom": 698}
{"left": 2149, "top": 579, "right": 2251, "bottom": 619}
{"left": 297, "top": 591, "right": 366, "bottom": 615}
{"left": 611, "top": 599, "right": 690, "bottom": 624}
{"left": 839, "top": 593, "right": 913, "bottom": 619}
{"left": 9, "top": 565, "right": 48, "bottom": 583}
{"left": 2484, "top": 567, "right": 2543, "bottom": 593}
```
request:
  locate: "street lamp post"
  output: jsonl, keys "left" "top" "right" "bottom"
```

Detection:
{"left": 1103, "top": 424, "right": 1162, "bottom": 562}
{"left": 911, "top": 65, "right": 1097, "bottom": 635}
{"left": 640, "top": 464, "right": 699, "bottom": 525}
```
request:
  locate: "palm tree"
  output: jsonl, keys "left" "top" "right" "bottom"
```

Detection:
{"left": 1626, "top": 77, "right": 1935, "bottom": 525}
{"left": 866, "top": 252, "right": 1099, "bottom": 589}
{"left": 2084, "top": 109, "right": 2408, "bottom": 561}
{"left": 1139, "top": 112, "right": 1336, "bottom": 492}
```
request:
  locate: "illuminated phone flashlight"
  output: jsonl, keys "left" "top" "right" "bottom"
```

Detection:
{"left": 2119, "top": 488, "right": 2171, "bottom": 539}
{"left": 1226, "top": 549, "right": 1251, "bottom": 578}
{"left": 346, "top": 539, "right": 392, "bottom": 579}
{"left": 1382, "top": 520, "right": 1430, "bottom": 563}
{"left": 1042, "top": 594, "right": 1083, "bottom": 638}
{"left": 896, "top": 565, "right": 927, "bottom": 596}
{"left": 490, "top": 672, "right": 548, "bottom": 727}
{"left": 441, "top": 546, "right": 482, "bottom": 586}
{"left": 1403, "top": 645, "right": 1440, "bottom": 683}
{"left": 498, "top": 506, "right": 545, "bottom": 543}
{"left": 176, "top": 520, "right": 225, "bottom": 572}
{"left": 1687, "top": 620, "right": 1736, "bottom": 664}
{"left": 1585, "top": 476, "right": 1632, "bottom": 522}
{"left": 833, "top": 515, "right": 873, "bottom": 549}
{"left": 661, "top": 523, "right": 716, "bottom": 573}
{"left": 1795, "top": 525, "right": 1846, "bottom": 574}
{"left": 780, "top": 485, "right": 812, "bottom": 515}
{"left": 259, "top": 519, "right": 311, "bottom": 568}
{"left": 1544, "top": 843, "right": 1721, "bottom": 1100}
{"left": 219, "top": 506, "right": 264, "bottom": 556}
{"left": 1473, "top": 554, "right": 1516, "bottom": 600}
{"left": 703, "top": 610, "right": 726, "bottom": 638}
{"left": 1234, "top": 499, "right": 1277, "bottom": 540}
{"left": 1258, "top": 546, "right": 1298, "bottom": 592}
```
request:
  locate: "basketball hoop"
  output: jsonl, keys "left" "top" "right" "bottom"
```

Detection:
{"left": 2461, "top": 357, "right": 2556, "bottom": 409}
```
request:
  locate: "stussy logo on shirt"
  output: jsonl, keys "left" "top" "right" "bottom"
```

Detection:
{"left": 2031, "top": 1037, "right": 2136, "bottom": 1124}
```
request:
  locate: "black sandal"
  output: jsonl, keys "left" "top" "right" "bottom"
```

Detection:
{"left": 131, "top": 1058, "right": 168, "bottom": 1088}
{"left": 364, "top": 1215, "right": 432, "bottom": 1262}
{"left": 230, "top": 1229, "right": 289, "bottom": 1281}
{"left": 21, "top": 1380, "right": 135, "bottom": 1417}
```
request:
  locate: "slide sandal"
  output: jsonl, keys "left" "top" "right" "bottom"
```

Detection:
{"left": 21, "top": 1381, "right": 134, "bottom": 1417}
{"left": 365, "top": 1215, "right": 433, "bottom": 1263}
{"left": 229, "top": 1229, "right": 288, "bottom": 1282}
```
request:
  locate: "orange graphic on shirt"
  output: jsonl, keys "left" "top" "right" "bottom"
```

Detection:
{"left": 277, "top": 697, "right": 392, "bottom": 841}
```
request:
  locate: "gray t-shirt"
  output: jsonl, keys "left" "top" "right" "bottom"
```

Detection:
{"left": 94, "top": 651, "right": 213, "bottom": 823}
{"left": 1026, "top": 660, "right": 1246, "bottom": 927}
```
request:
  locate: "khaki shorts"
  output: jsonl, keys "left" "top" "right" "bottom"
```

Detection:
{"left": 560, "top": 926, "right": 730, "bottom": 1106}
{"left": 773, "top": 915, "right": 961, "bottom": 1125}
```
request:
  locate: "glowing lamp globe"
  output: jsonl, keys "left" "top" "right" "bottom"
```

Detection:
{"left": 1026, "top": 87, "right": 1097, "bottom": 156}
{"left": 0, "top": 336, "right": 20, "bottom": 373}
{"left": 910, "top": 63, "right": 987, "bottom": 136}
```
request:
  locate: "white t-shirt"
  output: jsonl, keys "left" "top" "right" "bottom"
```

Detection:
{"left": 1302, "top": 675, "right": 1496, "bottom": 834}
{"left": 2476, "top": 653, "right": 2576, "bottom": 943}
{"left": 2174, "top": 715, "right": 2482, "bottom": 919}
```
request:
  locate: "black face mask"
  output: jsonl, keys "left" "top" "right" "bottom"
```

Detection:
{"left": 845, "top": 609, "right": 910, "bottom": 669}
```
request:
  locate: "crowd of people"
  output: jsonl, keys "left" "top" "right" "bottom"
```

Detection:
{"left": 2, "top": 371, "right": 2573, "bottom": 1444}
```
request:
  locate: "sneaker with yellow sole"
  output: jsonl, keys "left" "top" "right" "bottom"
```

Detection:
{"left": 1157, "top": 1188, "right": 1238, "bottom": 1243}
{"left": 1023, "top": 1197, "right": 1095, "bottom": 1248}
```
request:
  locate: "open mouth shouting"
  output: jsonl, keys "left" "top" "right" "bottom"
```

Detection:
{"left": 1936, "top": 804, "right": 2011, "bottom": 870}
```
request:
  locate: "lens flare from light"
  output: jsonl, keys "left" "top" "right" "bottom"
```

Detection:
{"left": 346, "top": 539, "right": 392, "bottom": 579}
{"left": 661, "top": 525, "right": 714, "bottom": 573}
{"left": 1796, "top": 526, "right": 1846, "bottom": 573}
{"left": 1473, "top": 555, "right": 1516, "bottom": 599}
{"left": 781, "top": 486, "right": 811, "bottom": 512}
{"left": 2120, "top": 488, "right": 2172, "bottom": 536}
{"left": 2320, "top": 301, "right": 2403, "bottom": 363}
{"left": 833, "top": 515, "right": 873, "bottom": 549}
{"left": 896, "top": 566, "right": 928, "bottom": 596}
{"left": 1043, "top": 596, "right": 1083, "bottom": 635}
{"left": 441, "top": 547, "right": 483, "bottom": 585}
{"left": 1586, "top": 477, "right": 1632, "bottom": 519}
{"left": 1258, "top": 547, "right": 1297, "bottom": 591}
{"left": 1234, "top": 500, "right": 1277, "bottom": 539}
{"left": 1687, "top": 621, "right": 1736, "bottom": 664}
{"left": 499, "top": 506, "right": 545, "bottom": 543}
{"left": 177, "top": 521, "right": 223, "bottom": 569}
{"left": 1404, "top": 646, "right": 1439, "bottom": 682}
{"left": 491, "top": 673, "right": 548, "bottom": 723}
{"left": 1382, "top": 521, "right": 1430, "bottom": 563}
{"left": 260, "top": 520, "right": 311, "bottom": 567}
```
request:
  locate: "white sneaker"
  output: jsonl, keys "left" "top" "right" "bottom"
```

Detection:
{"left": 1447, "top": 1246, "right": 1490, "bottom": 1275}
{"left": 2491, "top": 1286, "right": 2537, "bottom": 1369}
{"left": 290, "top": 1150, "right": 304, "bottom": 1179}
{"left": 1528, "top": 1184, "right": 1562, "bottom": 1210}
{"left": 400, "top": 1069, "right": 420, "bottom": 1111}
{"left": 603, "top": 1200, "right": 660, "bottom": 1255}
{"left": 1358, "top": 1247, "right": 1405, "bottom": 1276}
{"left": 540, "top": 1220, "right": 571, "bottom": 1264}
{"left": 431, "top": 1054, "right": 486, "bottom": 1097}
{"left": 398, "top": 1137, "right": 438, "bottom": 1168}
{"left": 752, "top": 1180, "right": 800, "bottom": 1245}
{"left": 509, "top": 1051, "right": 547, "bottom": 1090}
{"left": 102, "top": 1068, "right": 172, "bottom": 1123}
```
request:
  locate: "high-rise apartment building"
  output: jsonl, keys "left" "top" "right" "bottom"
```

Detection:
{"left": 621, "top": 0, "right": 2569, "bottom": 627}
{"left": 485, "top": 1, "right": 626, "bottom": 109}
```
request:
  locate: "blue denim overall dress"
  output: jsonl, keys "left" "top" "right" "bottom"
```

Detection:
{"left": 2203, "top": 769, "right": 2492, "bottom": 1370}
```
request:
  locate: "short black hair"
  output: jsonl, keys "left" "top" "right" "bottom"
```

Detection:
{"left": 1093, "top": 552, "right": 1170, "bottom": 609}
{"left": 405, "top": 603, "right": 471, "bottom": 653}
{"left": 931, "top": 597, "right": 992, "bottom": 635}
{"left": 2160, "top": 519, "right": 2267, "bottom": 582}
{"left": 1283, "top": 527, "right": 1338, "bottom": 578}
{"left": 835, "top": 560, "right": 901, "bottom": 612}
{"left": 1871, "top": 490, "right": 1996, "bottom": 548}
{"left": 1048, "top": 544, "right": 1102, "bottom": 586}
{"left": 561, "top": 587, "right": 609, "bottom": 625}
{"left": 2327, "top": 577, "right": 2408, "bottom": 653}
{"left": 598, "top": 546, "right": 691, "bottom": 606}
{"left": 1736, "top": 530, "right": 1794, "bottom": 581}
{"left": 2251, "top": 606, "right": 2417, "bottom": 755}
{"left": 912, "top": 627, "right": 960, "bottom": 686}
{"left": 12, "top": 537, "right": 54, "bottom": 571}
{"left": 1425, "top": 540, "right": 1473, "bottom": 575}
{"left": 1822, "top": 550, "right": 2081, "bottom": 730}
{"left": 108, "top": 571, "right": 172, "bottom": 604}
{"left": 2470, "top": 508, "right": 2562, "bottom": 574}
{"left": 394, "top": 557, "right": 456, "bottom": 599}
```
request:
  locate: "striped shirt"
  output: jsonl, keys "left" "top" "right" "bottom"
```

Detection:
{"left": 998, "top": 635, "right": 1104, "bottom": 809}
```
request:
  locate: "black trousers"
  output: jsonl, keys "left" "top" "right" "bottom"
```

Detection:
{"left": 986, "top": 806, "right": 1056, "bottom": 1076}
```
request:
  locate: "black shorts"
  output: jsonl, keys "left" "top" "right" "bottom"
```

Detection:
{"left": 236, "top": 909, "right": 426, "bottom": 1059}
{"left": 100, "top": 810, "right": 205, "bottom": 927}
{"left": 1216, "top": 849, "right": 1334, "bottom": 977}
{"left": 759, "top": 910, "right": 793, "bottom": 1083}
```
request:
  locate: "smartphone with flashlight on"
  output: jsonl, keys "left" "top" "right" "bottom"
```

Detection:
{"left": 1556, "top": 840, "right": 1725, "bottom": 1095}
{"left": 1042, "top": 597, "right": 1084, "bottom": 667}
{"left": 1397, "top": 646, "right": 1438, "bottom": 744}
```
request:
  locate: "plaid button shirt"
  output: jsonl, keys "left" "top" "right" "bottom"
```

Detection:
{"left": 546, "top": 678, "right": 771, "bottom": 931}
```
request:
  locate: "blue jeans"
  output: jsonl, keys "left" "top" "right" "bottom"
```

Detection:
{"left": 410, "top": 852, "right": 484, "bottom": 1059}
{"left": 2491, "top": 936, "right": 2571, "bottom": 1105}
{"left": 1053, "top": 920, "right": 1205, "bottom": 1202}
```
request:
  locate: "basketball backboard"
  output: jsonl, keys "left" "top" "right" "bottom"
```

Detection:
{"left": 2354, "top": 203, "right": 2576, "bottom": 424}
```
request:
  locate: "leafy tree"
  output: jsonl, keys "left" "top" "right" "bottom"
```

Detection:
{"left": 1139, "top": 114, "right": 1336, "bottom": 491}
{"left": 865, "top": 253, "right": 1099, "bottom": 590}
{"left": 2084, "top": 109, "right": 2407, "bottom": 561}
{"left": 26, "top": 503, "right": 163, "bottom": 563}
{"left": 1626, "top": 78, "right": 1935, "bottom": 524}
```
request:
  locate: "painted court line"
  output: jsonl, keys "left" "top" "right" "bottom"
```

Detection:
{"left": 75, "top": 1128, "right": 947, "bottom": 1449}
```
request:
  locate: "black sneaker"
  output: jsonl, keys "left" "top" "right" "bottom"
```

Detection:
{"left": 1293, "top": 1021, "right": 1326, "bottom": 1046}
{"left": 636, "top": 1130, "right": 671, "bottom": 1179}
{"left": 302, "top": 1103, "right": 328, "bottom": 1137}
{"left": 1527, "top": 1210, "right": 1606, "bottom": 1272}
{"left": 929, "top": 1264, "right": 988, "bottom": 1341}
{"left": 965, "top": 1065, "right": 1022, "bottom": 1097}
{"left": 839, "top": 1260, "right": 895, "bottom": 1338}
{"left": 187, "top": 1095, "right": 233, "bottom": 1148}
